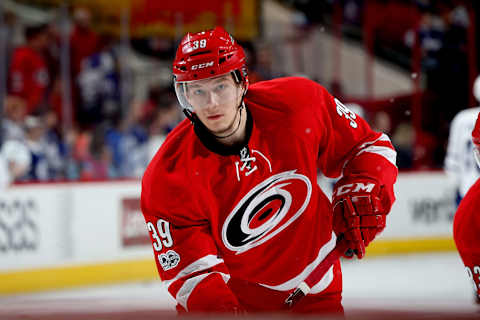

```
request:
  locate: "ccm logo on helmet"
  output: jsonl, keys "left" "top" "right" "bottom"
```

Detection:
{"left": 334, "top": 183, "right": 375, "bottom": 196}
{"left": 191, "top": 61, "right": 214, "bottom": 70}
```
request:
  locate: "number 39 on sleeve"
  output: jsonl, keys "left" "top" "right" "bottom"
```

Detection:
{"left": 147, "top": 219, "right": 173, "bottom": 251}
{"left": 334, "top": 98, "right": 358, "bottom": 129}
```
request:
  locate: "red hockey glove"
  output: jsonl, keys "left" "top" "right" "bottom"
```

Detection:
{"left": 332, "top": 176, "right": 393, "bottom": 259}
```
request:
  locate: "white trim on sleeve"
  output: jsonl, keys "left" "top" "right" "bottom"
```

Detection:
{"left": 356, "top": 145, "right": 397, "bottom": 167}
{"left": 357, "top": 133, "right": 390, "bottom": 149}
{"left": 163, "top": 254, "right": 224, "bottom": 290}
{"left": 176, "top": 272, "right": 230, "bottom": 310}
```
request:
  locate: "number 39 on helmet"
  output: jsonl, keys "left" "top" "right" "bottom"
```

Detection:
{"left": 172, "top": 26, "right": 249, "bottom": 111}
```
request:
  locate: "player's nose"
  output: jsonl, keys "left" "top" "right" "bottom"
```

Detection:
{"left": 205, "top": 91, "right": 221, "bottom": 109}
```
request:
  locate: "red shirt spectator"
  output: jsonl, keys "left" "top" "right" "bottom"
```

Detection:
{"left": 70, "top": 7, "right": 99, "bottom": 77}
{"left": 8, "top": 24, "right": 51, "bottom": 115}
{"left": 9, "top": 46, "right": 49, "bottom": 114}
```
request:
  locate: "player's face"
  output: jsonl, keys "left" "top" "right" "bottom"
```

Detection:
{"left": 185, "top": 75, "right": 244, "bottom": 134}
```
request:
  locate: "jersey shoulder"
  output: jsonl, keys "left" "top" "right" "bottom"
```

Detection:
{"left": 245, "top": 77, "right": 334, "bottom": 132}
{"left": 141, "top": 119, "right": 198, "bottom": 215}
{"left": 248, "top": 76, "right": 321, "bottom": 91}
{"left": 246, "top": 77, "right": 331, "bottom": 113}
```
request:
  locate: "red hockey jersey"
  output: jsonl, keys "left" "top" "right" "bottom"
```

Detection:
{"left": 453, "top": 177, "right": 480, "bottom": 300}
{"left": 141, "top": 77, "right": 397, "bottom": 313}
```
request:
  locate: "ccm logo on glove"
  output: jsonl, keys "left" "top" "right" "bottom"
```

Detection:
{"left": 333, "top": 182, "right": 376, "bottom": 196}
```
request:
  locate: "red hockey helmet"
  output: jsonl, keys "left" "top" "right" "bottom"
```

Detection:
{"left": 473, "top": 112, "right": 480, "bottom": 167}
{"left": 173, "top": 27, "right": 248, "bottom": 111}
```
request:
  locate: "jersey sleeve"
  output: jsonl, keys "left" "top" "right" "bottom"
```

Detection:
{"left": 314, "top": 84, "right": 398, "bottom": 191}
{"left": 141, "top": 174, "right": 242, "bottom": 313}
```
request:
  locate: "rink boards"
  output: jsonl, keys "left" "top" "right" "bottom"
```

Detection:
{"left": 0, "top": 171, "right": 458, "bottom": 294}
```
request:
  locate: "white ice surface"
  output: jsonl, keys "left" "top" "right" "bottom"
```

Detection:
{"left": 1, "top": 252, "right": 478, "bottom": 315}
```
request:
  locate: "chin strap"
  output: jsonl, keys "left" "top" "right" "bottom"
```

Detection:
{"left": 183, "top": 108, "right": 196, "bottom": 124}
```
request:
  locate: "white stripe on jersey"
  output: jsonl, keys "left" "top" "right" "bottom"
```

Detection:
{"left": 342, "top": 133, "right": 397, "bottom": 172}
{"left": 176, "top": 272, "right": 230, "bottom": 310}
{"left": 163, "top": 254, "right": 225, "bottom": 290}
{"left": 356, "top": 145, "right": 397, "bottom": 166}
{"left": 357, "top": 133, "right": 391, "bottom": 149}
{"left": 259, "top": 232, "right": 336, "bottom": 293}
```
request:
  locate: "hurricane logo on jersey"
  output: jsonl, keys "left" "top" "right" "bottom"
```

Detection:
{"left": 222, "top": 170, "right": 312, "bottom": 254}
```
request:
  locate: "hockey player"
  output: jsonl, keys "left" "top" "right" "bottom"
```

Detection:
{"left": 141, "top": 27, "right": 398, "bottom": 314}
{"left": 445, "top": 76, "right": 480, "bottom": 205}
{"left": 453, "top": 112, "right": 480, "bottom": 304}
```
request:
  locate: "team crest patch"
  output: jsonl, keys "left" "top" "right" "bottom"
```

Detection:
{"left": 158, "top": 250, "right": 180, "bottom": 271}
{"left": 222, "top": 170, "right": 312, "bottom": 254}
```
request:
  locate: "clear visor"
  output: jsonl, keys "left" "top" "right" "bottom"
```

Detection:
{"left": 174, "top": 72, "right": 244, "bottom": 112}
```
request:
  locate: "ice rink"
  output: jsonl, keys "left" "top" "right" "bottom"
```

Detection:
{"left": 1, "top": 252, "right": 479, "bottom": 319}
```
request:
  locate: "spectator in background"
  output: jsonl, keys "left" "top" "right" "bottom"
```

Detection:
{"left": 71, "top": 128, "right": 92, "bottom": 178}
{"left": 8, "top": 23, "right": 51, "bottom": 115}
{"left": 371, "top": 111, "right": 392, "bottom": 136}
{"left": 70, "top": 7, "right": 99, "bottom": 78}
{"left": 248, "top": 42, "right": 283, "bottom": 82}
{"left": 444, "top": 75, "right": 480, "bottom": 206}
{"left": 392, "top": 122, "right": 415, "bottom": 170}
{"left": 79, "top": 126, "right": 115, "bottom": 180}
{"left": 76, "top": 35, "right": 121, "bottom": 128}
{"left": 415, "top": 1, "right": 469, "bottom": 168}
{"left": 146, "top": 92, "right": 182, "bottom": 161}
{"left": 116, "top": 101, "right": 150, "bottom": 178}
{"left": 1, "top": 96, "right": 27, "bottom": 141}
{"left": 417, "top": 5, "right": 446, "bottom": 80}
{"left": 0, "top": 140, "right": 31, "bottom": 189}
{"left": 22, "top": 115, "right": 63, "bottom": 181}
{"left": 70, "top": 6, "right": 100, "bottom": 124}
{"left": 44, "top": 109, "right": 67, "bottom": 178}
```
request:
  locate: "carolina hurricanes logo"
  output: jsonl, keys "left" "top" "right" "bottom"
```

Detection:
{"left": 222, "top": 170, "right": 312, "bottom": 254}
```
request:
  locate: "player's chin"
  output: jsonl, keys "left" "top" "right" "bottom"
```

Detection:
{"left": 210, "top": 126, "right": 231, "bottom": 136}
{"left": 206, "top": 121, "right": 230, "bottom": 134}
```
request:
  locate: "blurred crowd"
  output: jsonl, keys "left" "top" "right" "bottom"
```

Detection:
{"left": 0, "top": 7, "right": 183, "bottom": 187}
{"left": 0, "top": 0, "right": 478, "bottom": 187}
{"left": 328, "top": 0, "right": 474, "bottom": 170}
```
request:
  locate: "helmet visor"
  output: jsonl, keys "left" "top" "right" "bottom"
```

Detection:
{"left": 174, "top": 72, "right": 243, "bottom": 112}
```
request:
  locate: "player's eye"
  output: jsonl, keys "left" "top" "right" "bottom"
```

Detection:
{"left": 193, "top": 89, "right": 205, "bottom": 96}
{"left": 214, "top": 83, "right": 227, "bottom": 93}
